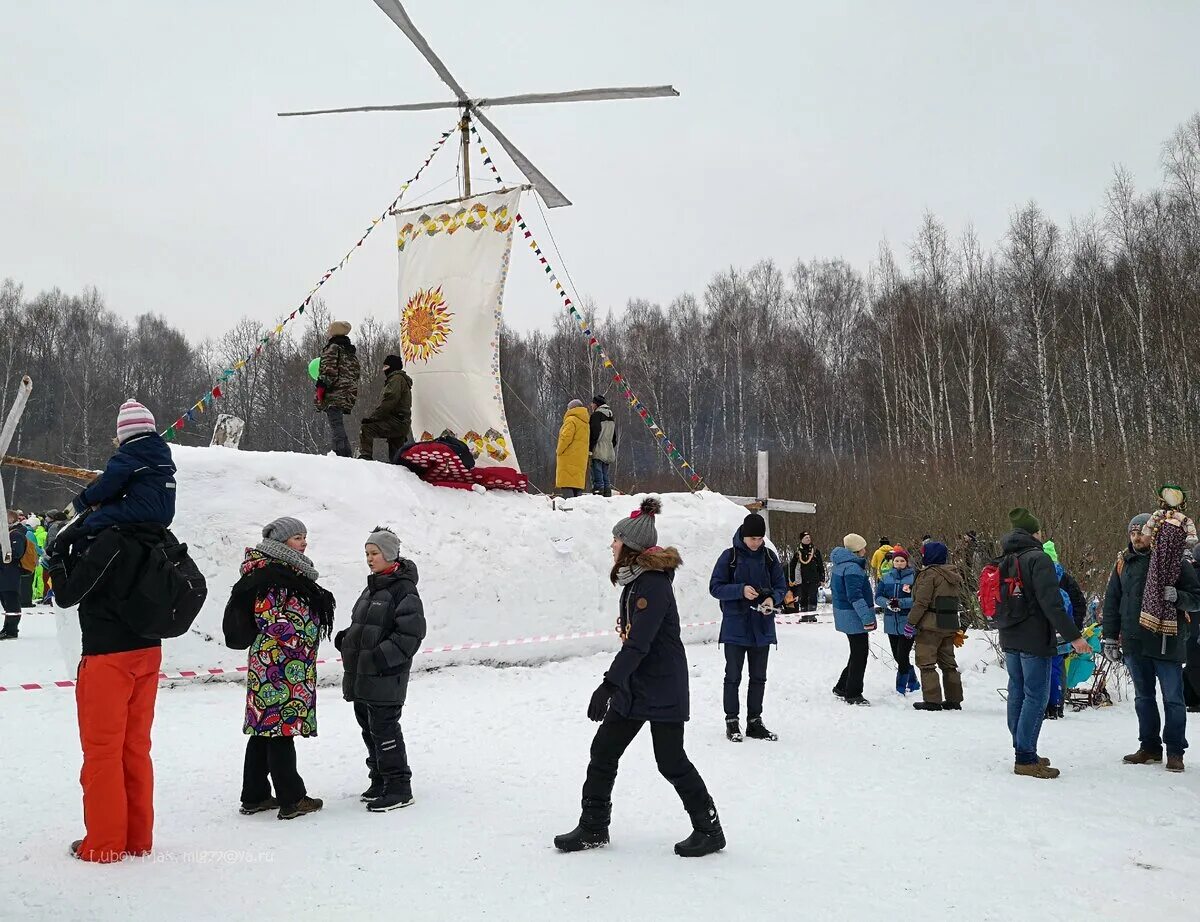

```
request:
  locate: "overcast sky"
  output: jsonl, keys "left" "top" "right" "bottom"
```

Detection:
{"left": 5, "top": 1, "right": 1200, "bottom": 342}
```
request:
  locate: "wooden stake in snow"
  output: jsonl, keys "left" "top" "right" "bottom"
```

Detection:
{"left": 723, "top": 450, "right": 816, "bottom": 540}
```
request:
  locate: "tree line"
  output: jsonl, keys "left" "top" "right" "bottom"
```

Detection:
{"left": 5, "top": 112, "right": 1200, "bottom": 596}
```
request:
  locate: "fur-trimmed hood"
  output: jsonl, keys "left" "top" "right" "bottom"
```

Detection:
{"left": 636, "top": 546, "right": 682, "bottom": 572}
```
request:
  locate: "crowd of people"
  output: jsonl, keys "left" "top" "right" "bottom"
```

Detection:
{"left": 7, "top": 386, "right": 1200, "bottom": 865}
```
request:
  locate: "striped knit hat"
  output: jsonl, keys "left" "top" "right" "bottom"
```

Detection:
{"left": 116, "top": 399, "right": 157, "bottom": 444}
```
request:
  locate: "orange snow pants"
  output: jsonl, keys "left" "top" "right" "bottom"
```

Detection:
{"left": 75, "top": 647, "right": 162, "bottom": 862}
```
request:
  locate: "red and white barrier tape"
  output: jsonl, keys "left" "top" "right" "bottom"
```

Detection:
{"left": 0, "top": 617, "right": 842, "bottom": 693}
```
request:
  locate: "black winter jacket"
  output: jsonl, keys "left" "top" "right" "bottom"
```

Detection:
{"left": 994, "top": 529, "right": 1082, "bottom": 657}
{"left": 792, "top": 545, "right": 825, "bottom": 586}
{"left": 605, "top": 547, "right": 689, "bottom": 723}
{"left": 47, "top": 525, "right": 165, "bottom": 656}
{"left": 1102, "top": 545, "right": 1200, "bottom": 663}
{"left": 0, "top": 525, "right": 27, "bottom": 595}
{"left": 335, "top": 559, "right": 427, "bottom": 706}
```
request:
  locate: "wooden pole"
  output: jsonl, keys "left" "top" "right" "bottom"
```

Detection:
{"left": 1, "top": 455, "right": 98, "bottom": 484}
{"left": 460, "top": 108, "right": 472, "bottom": 198}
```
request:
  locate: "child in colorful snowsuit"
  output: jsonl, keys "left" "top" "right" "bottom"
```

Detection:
{"left": 1140, "top": 485, "right": 1196, "bottom": 643}
{"left": 70, "top": 400, "right": 176, "bottom": 537}
{"left": 876, "top": 547, "right": 919, "bottom": 695}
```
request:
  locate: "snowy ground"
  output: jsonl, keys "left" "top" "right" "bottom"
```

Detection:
{"left": 1, "top": 610, "right": 1193, "bottom": 921}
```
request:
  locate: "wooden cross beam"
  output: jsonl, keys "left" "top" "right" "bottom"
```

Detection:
{"left": 723, "top": 450, "right": 816, "bottom": 540}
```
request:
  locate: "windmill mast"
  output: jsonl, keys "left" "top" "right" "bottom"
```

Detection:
{"left": 460, "top": 107, "right": 472, "bottom": 198}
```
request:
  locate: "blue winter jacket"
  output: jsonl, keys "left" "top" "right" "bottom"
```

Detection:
{"left": 709, "top": 527, "right": 787, "bottom": 647}
{"left": 875, "top": 566, "right": 915, "bottom": 635}
{"left": 73, "top": 432, "right": 177, "bottom": 532}
{"left": 830, "top": 546, "right": 876, "bottom": 635}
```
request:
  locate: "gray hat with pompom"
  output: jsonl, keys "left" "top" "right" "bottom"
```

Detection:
{"left": 612, "top": 497, "right": 662, "bottom": 552}
{"left": 366, "top": 526, "right": 402, "bottom": 562}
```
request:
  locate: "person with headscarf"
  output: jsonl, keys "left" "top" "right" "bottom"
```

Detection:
{"left": 228, "top": 517, "right": 335, "bottom": 820}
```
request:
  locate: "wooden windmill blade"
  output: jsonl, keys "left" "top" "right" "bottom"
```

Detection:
{"left": 278, "top": 86, "right": 680, "bottom": 118}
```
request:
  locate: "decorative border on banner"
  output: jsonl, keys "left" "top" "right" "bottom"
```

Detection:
{"left": 159, "top": 120, "right": 460, "bottom": 442}
{"left": 469, "top": 124, "right": 705, "bottom": 490}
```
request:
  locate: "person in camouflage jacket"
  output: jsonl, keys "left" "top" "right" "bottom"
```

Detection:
{"left": 315, "top": 321, "right": 361, "bottom": 457}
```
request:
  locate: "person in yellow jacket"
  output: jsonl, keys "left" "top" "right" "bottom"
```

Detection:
{"left": 869, "top": 538, "right": 893, "bottom": 582}
{"left": 555, "top": 399, "right": 591, "bottom": 497}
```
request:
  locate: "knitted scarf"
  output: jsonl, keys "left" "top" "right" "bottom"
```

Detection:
{"left": 256, "top": 539, "right": 319, "bottom": 582}
{"left": 615, "top": 564, "right": 644, "bottom": 587}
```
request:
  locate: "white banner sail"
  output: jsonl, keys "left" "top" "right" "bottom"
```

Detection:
{"left": 393, "top": 187, "right": 522, "bottom": 470}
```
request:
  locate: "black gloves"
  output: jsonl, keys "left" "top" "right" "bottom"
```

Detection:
{"left": 587, "top": 682, "right": 614, "bottom": 722}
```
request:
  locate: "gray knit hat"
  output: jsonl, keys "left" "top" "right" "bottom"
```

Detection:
{"left": 1128, "top": 512, "right": 1152, "bottom": 533}
{"left": 366, "top": 526, "right": 402, "bottom": 562}
{"left": 612, "top": 497, "right": 662, "bottom": 552}
{"left": 262, "top": 517, "right": 307, "bottom": 543}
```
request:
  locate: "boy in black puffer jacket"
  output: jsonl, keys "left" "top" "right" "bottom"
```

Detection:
{"left": 335, "top": 527, "right": 427, "bottom": 812}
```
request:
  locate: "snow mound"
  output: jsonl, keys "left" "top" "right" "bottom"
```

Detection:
{"left": 56, "top": 446, "right": 748, "bottom": 675}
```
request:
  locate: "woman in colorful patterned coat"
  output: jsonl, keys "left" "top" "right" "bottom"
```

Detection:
{"left": 228, "top": 517, "right": 335, "bottom": 820}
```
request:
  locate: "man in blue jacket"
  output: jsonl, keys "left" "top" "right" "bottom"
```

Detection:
{"left": 709, "top": 513, "right": 786, "bottom": 742}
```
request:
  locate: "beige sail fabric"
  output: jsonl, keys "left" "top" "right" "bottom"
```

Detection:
{"left": 392, "top": 188, "right": 522, "bottom": 470}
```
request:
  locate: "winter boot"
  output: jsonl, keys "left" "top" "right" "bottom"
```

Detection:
{"left": 674, "top": 798, "right": 726, "bottom": 857}
{"left": 277, "top": 796, "right": 324, "bottom": 820}
{"left": 1043, "top": 703, "right": 1059, "bottom": 720}
{"left": 941, "top": 701, "right": 962, "bottom": 711}
{"left": 906, "top": 668, "right": 920, "bottom": 693}
{"left": 1123, "top": 749, "right": 1164, "bottom": 765}
{"left": 239, "top": 797, "right": 279, "bottom": 815}
{"left": 1014, "top": 762, "right": 1060, "bottom": 779}
{"left": 1166, "top": 754, "right": 1185, "bottom": 773}
{"left": 744, "top": 717, "right": 778, "bottom": 741}
{"left": 725, "top": 718, "right": 744, "bottom": 742}
{"left": 912, "top": 701, "right": 942, "bottom": 711}
{"left": 360, "top": 779, "right": 386, "bottom": 803}
{"left": 367, "top": 789, "right": 414, "bottom": 812}
{"left": 602, "top": 488, "right": 613, "bottom": 498}
{"left": 895, "top": 671, "right": 908, "bottom": 696}
{"left": 831, "top": 685, "right": 846, "bottom": 700}
{"left": 554, "top": 798, "right": 611, "bottom": 852}
{"left": 844, "top": 695, "right": 871, "bottom": 707}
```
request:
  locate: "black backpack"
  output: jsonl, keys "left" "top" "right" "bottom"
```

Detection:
{"left": 119, "top": 528, "right": 208, "bottom": 640}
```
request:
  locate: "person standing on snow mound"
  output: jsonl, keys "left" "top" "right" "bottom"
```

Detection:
{"left": 555, "top": 398, "right": 590, "bottom": 498}
{"left": 358, "top": 354, "right": 413, "bottom": 461}
{"left": 227, "top": 517, "right": 335, "bottom": 821}
{"left": 65, "top": 400, "right": 176, "bottom": 539}
{"left": 587, "top": 394, "right": 617, "bottom": 498}
{"left": 994, "top": 508, "right": 1090, "bottom": 779}
{"left": 555, "top": 498, "right": 725, "bottom": 858}
{"left": 335, "top": 527, "right": 427, "bottom": 812}
{"left": 831, "top": 533, "right": 876, "bottom": 706}
{"left": 709, "top": 512, "right": 786, "bottom": 742}
{"left": 314, "top": 320, "right": 361, "bottom": 458}
{"left": 1102, "top": 512, "right": 1200, "bottom": 773}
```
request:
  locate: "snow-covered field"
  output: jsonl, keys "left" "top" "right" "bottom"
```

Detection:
{"left": 0, "top": 610, "right": 1193, "bottom": 921}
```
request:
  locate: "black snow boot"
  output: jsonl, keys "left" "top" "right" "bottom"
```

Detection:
{"left": 674, "top": 798, "right": 726, "bottom": 858}
{"left": 725, "top": 718, "right": 744, "bottom": 742}
{"left": 360, "top": 778, "right": 386, "bottom": 803}
{"left": 367, "top": 789, "right": 414, "bottom": 813}
{"left": 912, "top": 702, "right": 943, "bottom": 712}
{"left": 744, "top": 717, "right": 778, "bottom": 741}
{"left": 554, "top": 798, "right": 611, "bottom": 852}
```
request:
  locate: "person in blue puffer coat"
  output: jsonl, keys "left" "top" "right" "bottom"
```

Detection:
{"left": 831, "top": 533, "right": 877, "bottom": 706}
{"left": 876, "top": 546, "right": 920, "bottom": 696}
{"left": 709, "top": 513, "right": 787, "bottom": 742}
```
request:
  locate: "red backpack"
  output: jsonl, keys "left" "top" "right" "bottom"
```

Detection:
{"left": 978, "top": 562, "right": 1001, "bottom": 619}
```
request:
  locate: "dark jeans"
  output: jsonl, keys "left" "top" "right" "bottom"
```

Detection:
{"left": 241, "top": 735, "right": 306, "bottom": 805}
{"left": 834, "top": 633, "right": 870, "bottom": 698}
{"left": 799, "top": 583, "right": 819, "bottom": 612}
{"left": 724, "top": 644, "right": 770, "bottom": 719}
{"left": 590, "top": 459, "right": 612, "bottom": 494}
{"left": 19, "top": 573, "right": 33, "bottom": 608}
{"left": 354, "top": 702, "right": 411, "bottom": 797}
{"left": 325, "top": 407, "right": 352, "bottom": 457}
{"left": 1125, "top": 654, "right": 1188, "bottom": 757}
{"left": 1, "top": 589, "right": 20, "bottom": 636}
{"left": 887, "top": 634, "right": 914, "bottom": 674}
{"left": 582, "top": 713, "right": 710, "bottom": 814}
{"left": 358, "top": 420, "right": 410, "bottom": 461}
{"left": 1006, "top": 652, "right": 1051, "bottom": 764}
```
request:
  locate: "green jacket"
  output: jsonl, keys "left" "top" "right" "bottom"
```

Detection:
{"left": 315, "top": 336, "right": 361, "bottom": 413}
{"left": 365, "top": 369, "right": 414, "bottom": 440}
{"left": 1102, "top": 545, "right": 1200, "bottom": 662}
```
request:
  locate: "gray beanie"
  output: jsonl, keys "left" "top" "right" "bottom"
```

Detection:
{"left": 1129, "top": 512, "right": 1152, "bottom": 533}
{"left": 612, "top": 497, "right": 662, "bottom": 552}
{"left": 366, "top": 526, "right": 402, "bottom": 562}
{"left": 262, "top": 517, "right": 307, "bottom": 543}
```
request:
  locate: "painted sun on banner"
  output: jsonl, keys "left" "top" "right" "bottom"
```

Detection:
{"left": 392, "top": 187, "right": 522, "bottom": 470}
